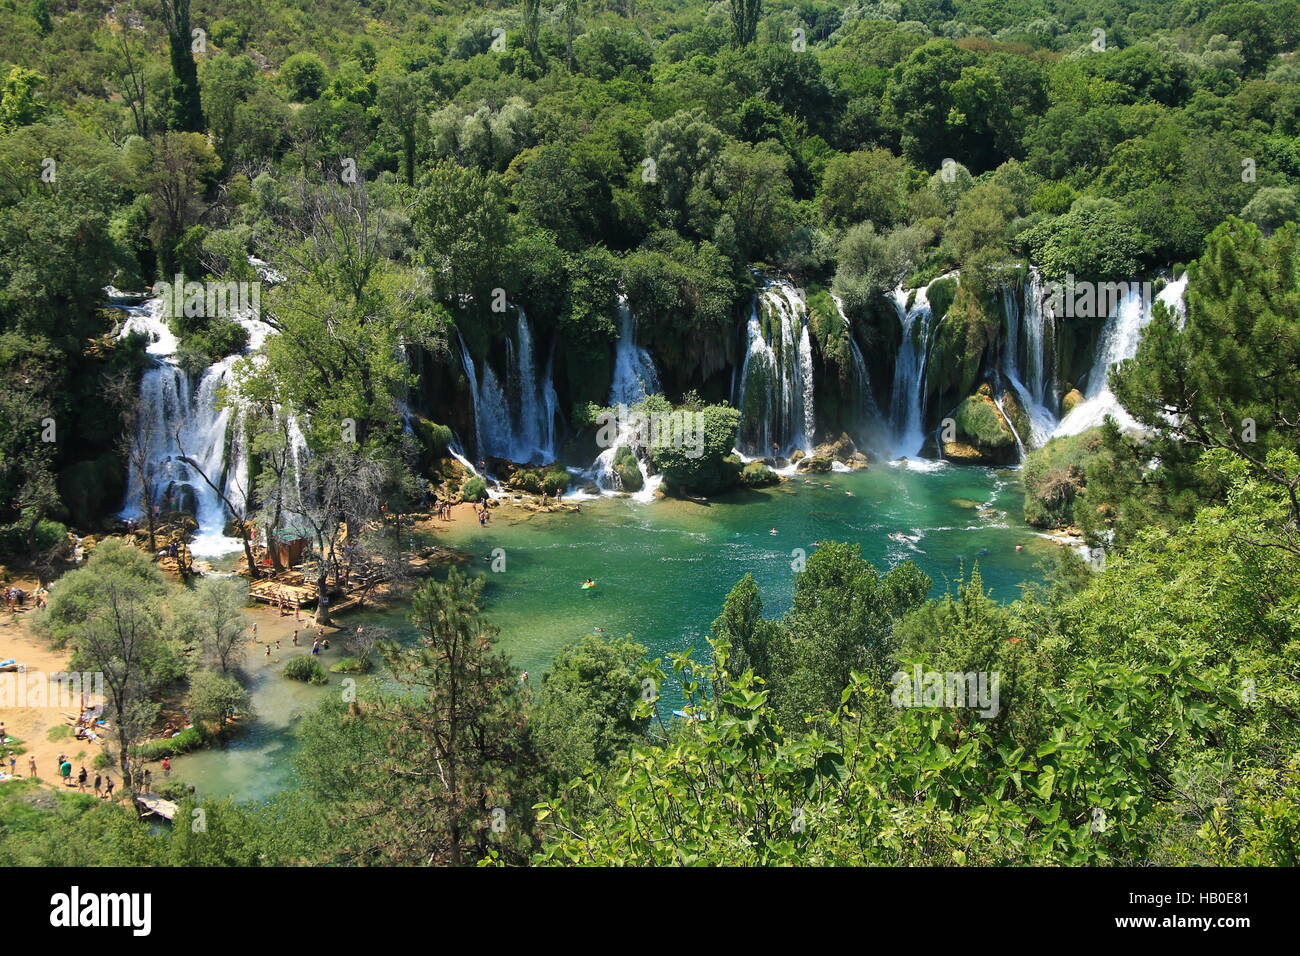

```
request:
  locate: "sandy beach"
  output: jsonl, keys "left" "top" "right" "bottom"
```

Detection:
{"left": 0, "top": 603, "right": 108, "bottom": 793}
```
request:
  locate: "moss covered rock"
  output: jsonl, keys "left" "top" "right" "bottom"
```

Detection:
{"left": 943, "top": 386, "right": 1018, "bottom": 465}
{"left": 1061, "top": 388, "right": 1085, "bottom": 415}
{"left": 741, "top": 461, "right": 779, "bottom": 487}
{"left": 796, "top": 455, "right": 833, "bottom": 473}
{"left": 613, "top": 445, "right": 643, "bottom": 493}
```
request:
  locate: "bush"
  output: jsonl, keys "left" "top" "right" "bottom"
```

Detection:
{"left": 280, "top": 52, "right": 327, "bottom": 101}
{"left": 953, "top": 393, "right": 1014, "bottom": 450}
{"left": 330, "top": 656, "right": 372, "bottom": 674}
{"left": 461, "top": 476, "right": 487, "bottom": 502}
{"left": 542, "top": 469, "right": 571, "bottom": 496}
{"left": 131, "top": 726, "right": 205, "bottom": 760}
{"left": 1021, "top": 428, "right": 1105, "bottom": 529}
{"left": 741, "top": 461, "right": 778, "bottom": 487}
{"left": 283, "top": 656, "right": 328, "bottom": 685}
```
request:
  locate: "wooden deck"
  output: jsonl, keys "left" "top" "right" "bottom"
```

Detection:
{"left": 249, "top": 575, "right": 317, "bottom": 609}
{"left": 248, "top": 571, "right": 380, "bottom": 617}
{"left": 136, "top": 793, "right": 179, "bottom": 821}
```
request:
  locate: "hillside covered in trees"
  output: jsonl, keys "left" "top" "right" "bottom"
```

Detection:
{"left": 0, "top": 0, "right": 1297, "bottom": 869}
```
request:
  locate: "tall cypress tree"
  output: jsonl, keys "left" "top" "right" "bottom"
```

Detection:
{"left": 160, "top": 0, "right": 205, "bottom": 133}
{"left": 728, "top": 0, "right": 761, "bottom": 48}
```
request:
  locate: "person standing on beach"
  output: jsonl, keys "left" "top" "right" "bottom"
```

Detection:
{"left": 93, "top": 773, "right": 101, "bottom": 796}
{"left": 161, "top": 757, "right": 171, "bottom": 778}
{"left": 104, "top": 775, "right": 114, "bottom": 799}
{"left": 60, "top": 759, "right": 71, "bottom": 786}
{"left": 7, "top": 751, "right": 14, "bottom": 776}
{"left": 77, "top": 766, "right": 87, "bottom": 791}
{"left": 28, "top": 754, "right": 36, "bottom": 778}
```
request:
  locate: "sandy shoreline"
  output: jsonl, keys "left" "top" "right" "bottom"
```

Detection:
{"left": 0, "top": 607, "right": 109, "bottom": 794}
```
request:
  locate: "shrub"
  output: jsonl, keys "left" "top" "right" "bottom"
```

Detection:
{"left": 283, "top": 656, "right": 328, "bottom": 685}
{"left": 1021, "top": 428, "right": 1105, "bottom": 529}
{"left": 461, "top": 476, "right": 487, "bottom": 502}
{"left": 542, "top": 469, "right": 572, "bottom": 496}
{"left": 330, "top": 656, "right": 372, "bottom": 674}
{"left": 131, "top": 726, "right": 205, "bottom": 760}
{"left": 741, "top": 461, "right": 778, "bottom": 487}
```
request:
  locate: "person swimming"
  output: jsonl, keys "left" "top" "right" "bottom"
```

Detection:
{"left": 769, "top": 528, "right": 779, "bottom": 535}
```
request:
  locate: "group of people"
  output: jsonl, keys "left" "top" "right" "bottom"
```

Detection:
{"left": 2, "top": 586, "right": 33, "bottom": 610}
{"left": 433, "top": 500, "right": 455, "bottom": 520}
{"left": 476, "top": 504, "right": 493, "bottom": 527}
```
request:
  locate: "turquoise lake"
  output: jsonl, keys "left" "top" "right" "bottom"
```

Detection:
{"left": 173, "top": 461, "right": 1062, "bottom": 803}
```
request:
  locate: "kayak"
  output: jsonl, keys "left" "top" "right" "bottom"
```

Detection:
{"left": 580, "top": 582, "right": 596, "bottom": 590}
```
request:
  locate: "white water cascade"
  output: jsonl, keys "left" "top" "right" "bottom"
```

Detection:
{"left": 1052, "top": 275, "right": 1188, "bottom": 438}
{"left": 832, "top": 294, "right": 887, "bottom": 455}
{"left": 458, "top": 308, "right": 559, "bottom": 464}
{"left": 589, "top": 299, "right": 663, "bottom": 500}
{"left": 117, "top": 299, "right": 261, "bottom": 556}
{"left": 887, "top": 286, "right": 936, "bottom": 458}
{"left": 1000, "top": 273, "right": 1060, "bottom": 447}
{"left": 735, "top": 280, "right": 816, "bottom": 458}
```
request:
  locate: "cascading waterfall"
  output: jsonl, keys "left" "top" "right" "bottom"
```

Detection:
{"left": 887, "top": 286, "right": 936, "bottom": 458}
{"left": 457, "top": 308, "right": 559, "bottom": 464}
{"left": 735, "top": 280, "right": 816, "bottom": 459}
{"left": 590, "top": 298, "right": 662, "bottom": 500}
{"left": 1000, "top": 275, "right": 1060, "bottom": 447}
{"left": 117, "top": 299, "right": 249, "bottom": 556}
{"left": 1052, "top": 275, "right": 1188, "bottom": 438}
{"left": 832, "top": 294, "right": 886, "bottom": 453}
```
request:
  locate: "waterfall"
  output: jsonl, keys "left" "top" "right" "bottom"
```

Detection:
{"left": 993, "top": 392, "right": 1027, "bottom": 460}
{"left": 1052, "top": 277, "right": 1187, "bottom": 438}
{"left": 832, "top": 293, "right": 887, "bottom": 454}
{"left": 735, "top": 280, "right": 816, "bottom": 458}
{"left": 117, "top": 299, "right": 248, "bottom": 556}
{"left": 608, "top": 296, "right": 660, "bottom": 406}
{"left": 1000, "top": 276, "right": 1059, "bottom": 447}
{"left": 887, "top": 286, "right": 936, "bottom": 458}
{"left": 457, "top": 308, "right": 558, "bottom": 464}
{"left": 586, "top": 298, "right": 662, "bottom": 500}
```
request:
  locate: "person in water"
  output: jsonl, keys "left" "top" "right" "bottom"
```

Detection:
{"left": 583, "top": 578, "right": 594, "bottom": 586}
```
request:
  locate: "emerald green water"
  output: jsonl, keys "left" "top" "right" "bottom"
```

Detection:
{"left": 174, "top": 462, "right": 1060, "bottom": 803}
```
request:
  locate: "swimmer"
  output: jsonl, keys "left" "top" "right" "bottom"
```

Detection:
{"left": 1015, "top": 544, "right": 1023, "bottom": 551}
{"left": 769, "top": 528, "right": 779, "bottom": 535}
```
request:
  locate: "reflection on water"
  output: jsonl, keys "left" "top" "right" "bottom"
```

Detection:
{"left": 175, "top": 464, "right": 1055, "bottom": 803}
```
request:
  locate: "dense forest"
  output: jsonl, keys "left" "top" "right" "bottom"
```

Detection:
{"left": 0, "top": 0, "right": 1298, "bottom": 866}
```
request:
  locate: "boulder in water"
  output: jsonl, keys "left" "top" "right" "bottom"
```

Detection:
{"left": 1062, "top": 388, "right": 1085, "bottom": 415}
{"left": 796, "top": 455, "right": 833, "bottom": 473}
{"left": 814, "top": 433, "right": 857, "bottom": 462}
{"left": 941, "top": 389, "right": 1018, "bottom": 466}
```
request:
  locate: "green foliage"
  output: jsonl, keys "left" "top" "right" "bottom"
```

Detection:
{"left": 461, "top": 476, "right": 487, "bottom": 502}
{"left": 740, "top": 460, "right": 778, "bottom": 487}
{"left": 533, "top": 633, "right": 654, "bottom": 788}
{"left": 1021, "top": 428, "right": 1105, "bottom": 529}
{"left": 649, "top": 404, "right": 742, "bottom": 496}
{"left": 330, "top": 656, "right": 372, "bottom": 674}
{"left": 283, "top": 656, "right": 329, "bottom": 685}
{"left": 131, "top": 726, "right": 205, "bottom": 760}
{"left": 953, "top": 392, "right": 1014, "bottom": 450}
